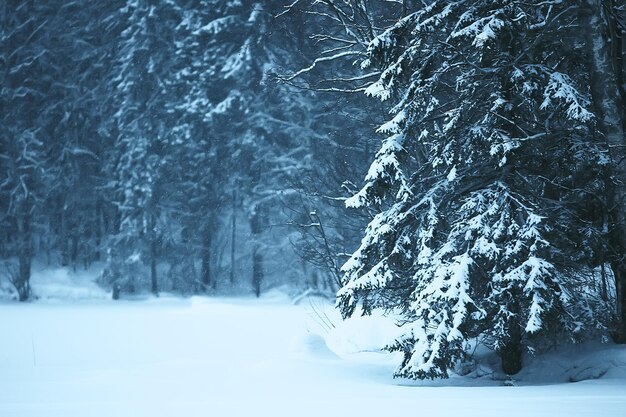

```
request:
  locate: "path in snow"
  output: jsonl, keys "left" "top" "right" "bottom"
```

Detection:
{"left": 0, "top": 295, "right": 624, "bottom": 417}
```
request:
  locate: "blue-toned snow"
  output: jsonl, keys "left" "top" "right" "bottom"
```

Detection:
{"left": 0, "top": 268, "right": 624, "bottom": 417}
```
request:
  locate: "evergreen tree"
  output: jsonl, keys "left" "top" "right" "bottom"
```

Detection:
{"left": 338, "top": 1, "right": 608, "bottom": 378}
{"left": 1, "top": 0, "right": 126, "bottom": 299}
{"left": 1, "top": 0, "right": 67, "bottom": 299}
{"left": 44, "top": 0, "right": 124, "bottom": 270}
{"left": 102, "top": 0, "right": 181, "bottom": 296}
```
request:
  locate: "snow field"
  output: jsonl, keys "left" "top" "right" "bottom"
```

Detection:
{"left": 0, "top": 294, "right": 624, "bottom": 417}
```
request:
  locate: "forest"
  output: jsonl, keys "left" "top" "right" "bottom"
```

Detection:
{"left": 1, "top": 0, "right": 626, "bottom": 384}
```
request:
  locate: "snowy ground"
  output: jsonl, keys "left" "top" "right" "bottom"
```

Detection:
{"left": 0, "top": 270, "right": 625, "bottom": 416}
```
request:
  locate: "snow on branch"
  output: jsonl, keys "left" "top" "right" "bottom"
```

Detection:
{"left": 540, "top": 71, "right": 593, "bottom": 122}
{"left": 450, "top": 10, "right": 507, "bottom": 48}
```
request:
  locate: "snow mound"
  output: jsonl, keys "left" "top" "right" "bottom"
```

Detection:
{"left": 255, "top": 285, "right": 294, "bottom": 304}
{"left": 292, "top": 289, "right": 334, "bottom": 305}
{"left": 326, "top": 310, "right": 401, "bottom": 356}
{"left": 289, "top": 331, "right": 338, "bottom": 360}
{"left": 29, "top": 265, "right": 109, "bottom": 301}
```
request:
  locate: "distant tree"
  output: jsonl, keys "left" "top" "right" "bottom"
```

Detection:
{"left": 1, "top": 0, "right": 62, "bottom": 300}
{"left": 101, "top": 0, "right": 181, "bottom": 296}
{"left": 43, "top": 0, "right": 124, "bottom": 270}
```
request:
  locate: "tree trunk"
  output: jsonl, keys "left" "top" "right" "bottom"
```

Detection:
{"left": 60, "top": 203, "right": 69, "bottom": 267}
{"left": 583, "top": 0, "right": 626, "bottom": 341}
{"left": 201, "top": 225, "right": 213, "bottom": 290}
{"left": 252, "top": 248, "right": 262, "bottom": 298}
{"left": 230, "top": 188, "right": 237, "bottom": 285}
{"left": 95, "top": 197, "right": 103, "bottom": 261}
{"left": 500, "top": 326, "right": 522, "bottom": 375}
{"left": 250, "top": 205, "right": 264, "bottom": 298}
{"left": 16, "top": 202, "right": 32, "bottom": 302}
{"left": 606, "top": 169, "right": 626, "bottom": 341}
{"left": 149, "top": 213, "right": 158, "bottom": 296}
{"left": 71, "top": 232, "right": 79, "bottom": 271}
{"left": 614, "top": 262, "right": 626, "bottom": 341}
{"left": 500, "top": 295, "right": 522, "bottom": 375}
{"left": 112, "top": 283, "right": 121, "bottom": 300}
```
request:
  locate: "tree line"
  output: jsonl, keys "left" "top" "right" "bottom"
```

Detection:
{"left": 1, "top": 0, "right": 372, "bottom": 300}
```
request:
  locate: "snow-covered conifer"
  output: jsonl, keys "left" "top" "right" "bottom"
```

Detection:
{"left": 102, "top": 0, "right": 182, "bottom": 295}
{"left": 340, "top": 0, "right": 608, "bottom": 378}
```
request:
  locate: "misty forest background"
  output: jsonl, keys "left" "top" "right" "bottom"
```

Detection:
{"left": 2, "top": 0, "right": 377, "bottom": 300}
{"left": 2, "top": 0, "right": 626, "bottom": 379}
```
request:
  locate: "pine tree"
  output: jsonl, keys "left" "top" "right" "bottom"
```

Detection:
{"left": 102, "top": 0, "right": 181, "bottom": 296}
{"left": 1, "top": 0, "right": 67, "bottom": 300}
{"left": 43, "top": 0, "right": 124, "bottom": 269}
{"left": 338, "top": 1, "right": 608, "bottom": 378}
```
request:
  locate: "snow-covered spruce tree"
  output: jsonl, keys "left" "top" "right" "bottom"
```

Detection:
{"left": 1, "top": 0, "right": 45, "bottom": 300}
{"left": 42, "top": 0, "right": 125, "bottom": 270}
{"left": 165, "top": 0, "right": 257, "bottom": 292}
{"left": 102, "top": 0, "right": 181, "bottom": 296}
{"left": 339, "top": 1, "right": 606, "bottom": 378}
{"left": 2, "top": 0, "right": 124, "bottom": 292}
{"left": 1, "top": 0, "right": 75, "bottom": 300}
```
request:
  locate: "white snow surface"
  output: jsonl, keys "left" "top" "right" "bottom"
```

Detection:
{"left": 0, "top": 277, "right": 625, "bottom": 416}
